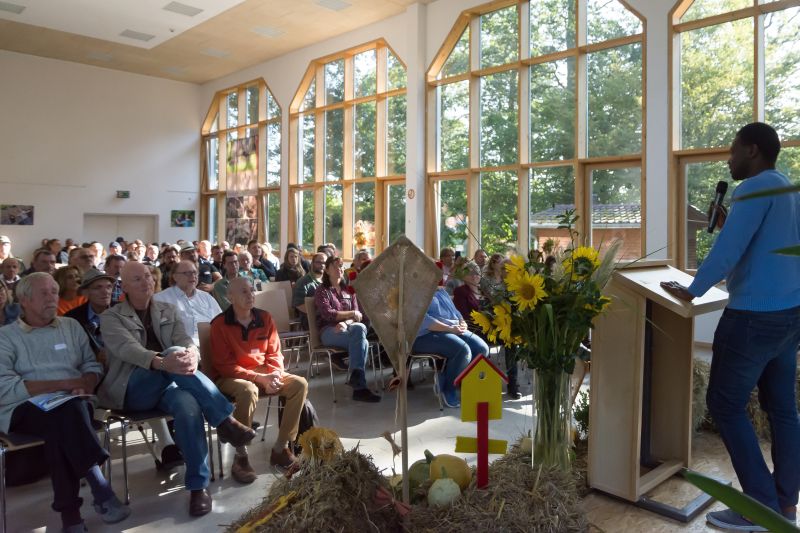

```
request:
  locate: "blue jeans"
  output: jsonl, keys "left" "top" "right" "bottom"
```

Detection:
{"left": 707, "top": 306, "right": 800, "bottom": 512}
{"left": 124, "top": 368, "right": 234, "bottom": 491}
{"left": 321, "top": 323, "right": 369, "bottom": 388}
{"left": 412, "top": 331, "right": 489, "bottom": 393}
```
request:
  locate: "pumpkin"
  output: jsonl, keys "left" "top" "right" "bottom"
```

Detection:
{"left": 427, "top": 476, "right": 461, "bottom": 508}
{"left": 424, "top": 450, "right": 472, "bottom": 490}
{"left": 407, "top": 458, "right": 430, "bottom": 492}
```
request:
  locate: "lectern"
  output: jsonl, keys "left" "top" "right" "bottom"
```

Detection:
{"left": 588, "top": 261, "right": 728, "bottom": 521}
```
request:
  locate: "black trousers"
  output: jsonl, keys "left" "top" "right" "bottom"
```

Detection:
{"left": 10, "top": 399, "right": 108, "bottom": 514}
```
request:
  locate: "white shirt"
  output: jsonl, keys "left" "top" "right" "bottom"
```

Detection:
{"left": 153, "top": 286, "right": 222, "bottom": 344}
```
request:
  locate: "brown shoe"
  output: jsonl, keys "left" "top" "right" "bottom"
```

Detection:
{"left": 216, "top": 417, "right": 256, "bottom": 448}
{"left": 189, "top": 488, "right": 212, "bottom": 517}
{"left": 231, "top": 454, "right": 257, "bottom": 484}
{"left": 270, "top": 447, "right": 297, "bottom": 469}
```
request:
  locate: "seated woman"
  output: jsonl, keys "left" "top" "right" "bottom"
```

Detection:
{"left": 54, "top": 265, "right": 87, "bottom": 315}
{"left": 275, "top": 247, "right": 306, "bottom": 285}
{"left": 413, "top": 287, "right": 489, "bottom": 408}
{"left": 314, "top": 256, "right": 380, "bottom": 403}
{"left": 452, "top": 260, "right": 486, "bottom": 327}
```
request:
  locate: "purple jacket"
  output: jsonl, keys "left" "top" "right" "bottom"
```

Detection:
{"left": 314, "top": 284, "right": 361, "bottom": 331}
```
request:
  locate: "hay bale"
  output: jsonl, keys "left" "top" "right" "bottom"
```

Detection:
{"left": 405, "top": 445, "right": 588, "bottom": 533}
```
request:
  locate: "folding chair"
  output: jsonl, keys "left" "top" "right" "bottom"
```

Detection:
{"left": 409, "top": 353, "right": 447, "bottom": 411}
{"left": 304, "top": 297, "right": 348, "bottom": 403}
{"left": 254, "top": 290, "right": 310, "bottom": 371}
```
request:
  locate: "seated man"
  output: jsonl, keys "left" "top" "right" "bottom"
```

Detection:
{"left": 0, "top": 273, "right": 129, "bottom": 532}
{"left": 210, "top": 277, "right": 309, "bottom": 477}
{"left": 22, "top": 248, "right": 57, "bottom": 277}
{"left": 238, "top": 251, "right": 268, "bottom": 290}
{"left": 179, "top": 244, "right": 220, "bottom": 293}
{"left": 103, "top": 254, "right": 126, "bottom": 306}
{"left": 1, "top": 256, "right": 21, "bottom": 296}
{"left": 99, "top": 262, "right": 255, "bottom": 516}
{"left": 212, "top": 250, "right": 242, "bottom": 310}
{"left": 153, "top": 260, "right": 222, "bottom": 345}
{"left": 292, "top": 252, "right": 325, "bottom": 327}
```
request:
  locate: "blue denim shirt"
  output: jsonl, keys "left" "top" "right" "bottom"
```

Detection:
{"left": 417, "top": 288, "right": 463, "bottom": 337}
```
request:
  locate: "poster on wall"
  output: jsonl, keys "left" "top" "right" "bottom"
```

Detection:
{"left": 226, "top": 136, "right": 258, "bottom": 195}
{"left": 0, "top": 205, "right": 34, "bottom": 225}
{"left": 171, "top": 210, "right": 195, "bottom": 228}
{"left": 225, "top": 196, "right": 257, "bottom": 245}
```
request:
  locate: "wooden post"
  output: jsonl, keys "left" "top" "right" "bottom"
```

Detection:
{"left": 397, "top": 255, "right": 410, "bottom": 504}
{"left": 476, "top": 401, "right": 488, "bottom": 488}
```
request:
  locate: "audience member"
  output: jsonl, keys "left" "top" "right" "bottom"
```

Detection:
{"left": 104, "top": 254, "right": 126, "bottom": 306}
{"left": 238, "top": 251, "right": 267, "bottom": 290}
{"left": 142, "top": 244, "right": 160, "bottom": 266}
{"left": 211, "top": 244, "right": 224, "bottom": 271}
{"left": 153, "top": 260, "right": 222, "bottom": 345}
{"left": 180, "top": 244, "right": 220, "bottom": 293}
{"left": 314, "top": 256, "right": 380, "bottom": 402}
{"left": 158, "top": 245, "right": 180, "bottom": 290}
{"left": 149, "top": 264, "right": 163, "bottom": 293}
{"left": 293, "top": 253, "right": 325, "bottom": 326}
{"left": 197, "top": 240, "right": 212, "bottom": 265}
{"left": 0, "top": 273, "right": 130, "bottom": 531}
{"left": 439, "top": 247, "right": 455, "bottom": 283}
{"left": 284, "top": 243, "right": 311, "bottom": 272}
{"left": 212, "top": 250, "right": 242, "bottom": 310}
{"left": 344, "top": 249, "right": 371, "bottom": 279}
{"left": 0, "top": 280, "right": 20, "bottom": 325}
{"left": 210, "top": 277, "right": 309, "bottom": 478}
{"left": 99, "top": 262, "right": 255, "bottom": 516}
{"left": 317, "top": 244, "right": 335, "bottom": 258}
{"left": 65, "top": 269, "right": 114, "bottom": 364}
{"left": 275, "top": 247, "right": 305, "bottom": 284}
{"left": 480, "top": 253, "right": 506, "bottom": 300}
{"left": 248, "top": 240, "right": 277, "bottom": 279}
{"left": 25, "top": 248, "right": 57, "bottom": 276}
{"left": 413, "top": 287, "right": 489, "bottom": 408}
{"left": 444, "top": 256, "right": 467, "bottom": 296}
{"left": 1, "top": 257, "right": 21, "bottom": 295}
{"left": 0, "top": 235, "right": 24, "bottom": 270}
{"left": 261, "top": 242, "right": 281, "bottom": 270}
{"left": 72, "top": 247, "right": 96, "bottom": 275}
{"left": 54, "top": 266, "right": 87, "bottom": 316}
{"left": 107, "top": 241, "right": 122, "bottom": 258}
{"left": 473, "top": 249, "right": 489, "bottom": 271}
{"left": 90, "top": 242, "right": 105, "bottom": 269}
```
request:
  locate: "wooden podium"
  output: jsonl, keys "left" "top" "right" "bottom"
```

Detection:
{"left": 588, "top": 261, "right": 728, "bottom": 521}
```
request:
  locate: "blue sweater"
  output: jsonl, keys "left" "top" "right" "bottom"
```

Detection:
{"left": 688, "top": 169, "right": 800, "bottom": 311}
{"left": 417, "top": 288, "right": 463, "bottom": 337}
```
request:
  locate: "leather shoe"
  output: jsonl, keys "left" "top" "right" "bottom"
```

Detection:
{"left": 155, "top": 444, "right": 184, "bottom": 471}
{"left": 231, "top": 454, "right": 257, "bottom": 484}
{"left": 189, "top": 488, "right": 212, "bottom": 517}
{"left": 270, "top": 447, "right": 297, "bottom": 469}
{"left": 216, "top": 417, "right": 256, "bottom": 448}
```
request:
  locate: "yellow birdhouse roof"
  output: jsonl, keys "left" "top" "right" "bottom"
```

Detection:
{"left": 453, "top": 354, "right": 508, "bottom": 386}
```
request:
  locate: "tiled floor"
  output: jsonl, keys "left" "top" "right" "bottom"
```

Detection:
{"left": 6, "top": 354, "right": 758, "bottom": 532}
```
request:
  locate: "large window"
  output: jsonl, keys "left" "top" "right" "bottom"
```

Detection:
{"left": 427, "top": 1, "right": 645, "bottom": 259}
{"left": 289, "top": 40, "right": 407, "bottom": 258}
{"left": 672, "top": 0, "right": 800, "bottom": 269}
{"left": 201, "top": 80, "right": 281, "bottom": 248}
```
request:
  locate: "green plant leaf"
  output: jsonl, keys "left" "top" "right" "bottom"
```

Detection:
{"left": 737, "top": 185, "right": 800, "bottom": 201}
{"left": 682, "top": 470, "right": 800, "bottom": 533}
{"left": 772, "top": 245, "right": 800, "bottom": 256}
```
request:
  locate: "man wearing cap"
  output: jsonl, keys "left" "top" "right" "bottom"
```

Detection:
{"left": 179, "top": 244, "right": 220, "bottom": 293}
{"left": 153, "top": 260, "right": 222, "bottom": 345}
{"left": 0, "top": 236, "right": 24, "bottom": 271}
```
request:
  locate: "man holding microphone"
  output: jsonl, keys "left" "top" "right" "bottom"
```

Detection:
{"left": 662, "top": 122, "right": 800, "bottom": 531}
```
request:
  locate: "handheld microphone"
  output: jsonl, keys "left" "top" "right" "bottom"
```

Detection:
{"left": 707, "top": 181, "right": 728, "bottom": 234}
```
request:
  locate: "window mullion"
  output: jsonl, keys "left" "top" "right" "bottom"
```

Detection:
{"left": 754, "top": 12, "right": 766, "bottom": 122}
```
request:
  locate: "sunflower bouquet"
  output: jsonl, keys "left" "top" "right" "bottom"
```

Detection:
{"left": 471, "top": 210, "right": 621, "bottom": 469}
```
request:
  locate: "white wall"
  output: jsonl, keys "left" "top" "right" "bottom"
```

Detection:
{"left": 0, "top": 50, "right": 201, "bottom": 262}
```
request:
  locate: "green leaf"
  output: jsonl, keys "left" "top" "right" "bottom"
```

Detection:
{"left": 737, "top": 185, "right": 800, "bottom": 201}
{"left": 772, "top": 245, "right": 800, "bottom": 256}
{"left": 682, "top": 470, "right": 800, "bottom": 533}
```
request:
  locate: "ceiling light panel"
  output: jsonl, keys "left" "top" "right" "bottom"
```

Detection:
{"left": 252, "top": 26, "right": 285, "bottom": 38}
{"left": 200, "top": 47, "right": 229, "bottom": 58}
{"left": 163, "top": 2, "right": 203, "bottom": 17}
{"left": 315, "top": 0, "right": 351, "bottom": 11}
{"left": 120, "top": 29, "right": 156, "bottom": 42}
{"left": 0, "top": 1, "right": 24, "bottom": 15}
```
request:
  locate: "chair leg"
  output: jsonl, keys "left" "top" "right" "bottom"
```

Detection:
{"left": 432, "top": 367, "right": 443, "bottom": 412}
{"left": 207, "top": 423, "right": 216, "bottom": 482}
{"left": 1, "top": 445, "right": 6, "bottom": 533}
{"left": 102, "top": 423, "right": 112, "bottom": 483}
{"left": 120, "top": 420, "right": 130, "bottom": 505}
{"left": 328, "top": 353, "right": 336, "bottom": 403}
{"left": 261, "top": 396, "right": 272, "bottom": 442}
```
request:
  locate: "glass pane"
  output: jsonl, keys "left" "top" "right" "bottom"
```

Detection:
{"left": 302, "top": 79, "right": 316, "bottom": 111}
{"left": 296, "top": 189, "right": 315, "bottom": 250}
{"left": 325, "top": 109, "right": 344, "bottom": 181}
{"left": 765, "top": 7, "right": 800, "bottom": 142}
{"left": 530, "top": 0, "right": 576, "bottom": 56}
{"left": 588, "top": 43, "right": 642, "bottom": 157}
{"left": 301, "top": 114, "right": 315, "bottom": 184}
{"left": 354, "top": 49, "right": 377, "bottom": 98}
{"left": 227, "top": 91, "right": 238, "bottom": 128}
{"left": 440, "top": 26, "right": 469, "bottom": 79}
{"left": 207, "top": 197, "right": 217, "bottom": 242}
{"left": 529, "top": 166, "right": 575, "bottom": 252}
{"left": 325, "top": 59, "right": 345, "bottom": 104}
{"left": 387, "top": 183, "right": 406, "bottom": 245}
{"left": 437, "top": 180, "right": 468, "bottom": 254}
{"left": 777, "top": 146, "right": 800, "bottom": 184}
{"left": 210, "top": 112, "right": 218, "bottom": 133}
{"left": 480, "top": 70, "right": 518, "bottom": 167}
{"left": 480, "top": 171, "right": 518, "bottom": 254}
{"left": 354, "top": 102, "right": 376, "bottom": 178}
{"left": 387, "top": 95, "right": 407, "bottom": 175}
{"left": 324, "top": 184, "right": 343, "bottom": 250}
{"left": 480, "top": 6, "right": 519, "bottom": 69}
{"left": 587, "top": 0, "right": 643, "bottom": 44}
{"left": 245, "top": 85, "right": 259, "bottom": 124}
{"left": 387, "top": 51, "right": 407, "bottom": 90}
{"left": 264, "top": 192, "right": 280, "bottom": 252}
{"left": 267, "top": 90, "right": 280, "bottom": 119}
{"left": 682, "top": 0, "right": 751, "bottom": 22}
{"left": 245, "top": 127, "right": 258, "bottom": 138}
{"left": 590, "top": 167, "right": 642, "bottom": 260}
{"left": 531, "top": 58, "right": 575, "bottom": 162}
{"left": 353, "top": 182, "right": 376, "bottom": 256}
{"left": 685, "top": 160, "right": 730, "bottom": 269}
{"left": 206, "top": 137, "right": 219, "bottom": 190}
{"left": 266, "top": 121, "right": 281, "bottom": 187}
{"left": 681, "top": 18, "right": 753, "bottom": 149}
{"left": 439, "top": 81, "right": 470, "bottom": 171}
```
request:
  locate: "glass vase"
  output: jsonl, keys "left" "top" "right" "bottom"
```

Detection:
{"left": 532, "top": 368, "right": 572, "bottom": 471}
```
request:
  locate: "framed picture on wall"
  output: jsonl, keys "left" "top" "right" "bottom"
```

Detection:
{"left": 0, "top": 205, "right": 34, "bottom": 225}
{"left": 171, "top": 210, "right": 195, "bottom": 228}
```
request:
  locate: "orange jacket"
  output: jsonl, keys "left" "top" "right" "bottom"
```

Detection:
{"left": 208, "top": 307, "right": 283, "bottom": 382}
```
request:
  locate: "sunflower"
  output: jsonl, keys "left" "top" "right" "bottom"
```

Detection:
{"left": 504, "top": 254, "right": 526, "bottom": 281}
{"left": 492, "top": 302, "right": 513, "bottom": 345}
{"left": 507, "top": 272, "right": 548, "bottom": 311}
{"left": 470, "top": 310, "right": 493, "bottom": 335}
{"left": 565, "top": 246, "right": 600, "bottom": 279}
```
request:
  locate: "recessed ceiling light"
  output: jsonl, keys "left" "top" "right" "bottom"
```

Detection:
{"left": 87, "top": 52, "right": 114, "bottom": 62}
{"left": 315, "top": 0, "right": 351, "bottom": 11}
{"left": 0, "top": 1, "right": 25, "bottom": 15}
{"left": 162, "top": 66, "right": 186, "bottom": 76}
{"left": 163, "top": 1, "right": 203, "bottom": 17}
{"left": 200, "top": 48, "right": 229, "bottom": 58}
{"left": 252, "top": 26, "right": 285, "bottom": 38}
{"left": 120, "top": 29, "right": 156, "bottom": 42}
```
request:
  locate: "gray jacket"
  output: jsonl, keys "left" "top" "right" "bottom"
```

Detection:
{"left": 98, "top": 299, "right": 193, "bottom": 409}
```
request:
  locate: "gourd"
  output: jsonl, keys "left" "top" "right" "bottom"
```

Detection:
{"left": 424, "top": 450, "right": 472, "bottom": 490}
{"left": 427, "top": 472, "right": 461, "bottom": 508}
{"left": 407, "top": 458, "right": 430, "bottom": 492}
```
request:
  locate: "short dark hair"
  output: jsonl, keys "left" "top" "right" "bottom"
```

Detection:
{"left": 105, "top": 254, "right": 126, "bottom": 266}
{"left": 737, "top": 122, "right": 781, "bottom": 165}
{"left": 221, "top": 250, "right": 238, "bottom": 264}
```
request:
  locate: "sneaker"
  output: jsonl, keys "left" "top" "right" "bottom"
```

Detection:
{"left": 441, "top": 388, "right": 460, "bottom": 408}
{"left": 706, "top": 509, "right": 767, "bottom": 532}
{"left": 270, "top": 447, "right": 298, "bottom": 469}
{"left": 155, "top": 444, "right": 184, "bottom": 471}
{"left": 93, "top": 494, "right": 131, "bottom": 524}
{"left": 353, "top": 388, "right": 381, "bottom": 403}
{"left": 231, "top": 454, "right": 257, "bottom": 484}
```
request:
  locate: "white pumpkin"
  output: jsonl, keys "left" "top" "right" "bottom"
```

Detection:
{"left": 427, "top": 477, "right": 461, "bottom": 508}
